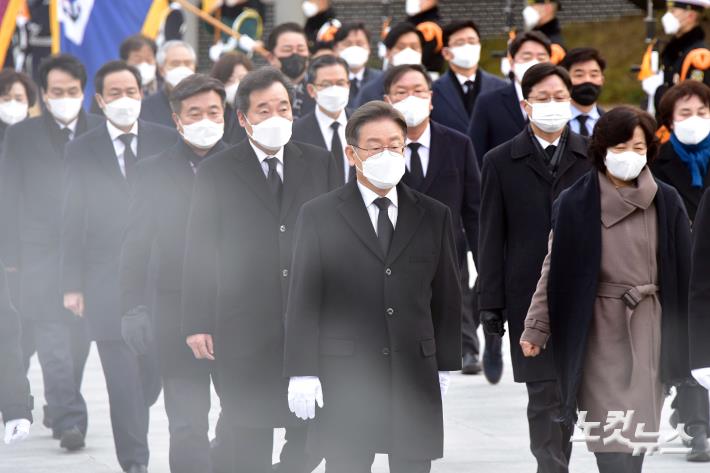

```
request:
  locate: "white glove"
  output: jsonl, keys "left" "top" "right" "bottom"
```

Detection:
{"left": 641, "top": 72, "right": 664, "bottom": 97}
{"left": 288, "top": 376, "right": 323, "bottom": 420}
{"left": 4, "top": 418, "right": 30, "bottom": 445}
{"left": 238, "top": 34, "right": 256, "bottom": 53}
{"left": 692, "top": 367, "right": 710, "bottom": 391}
{"left": 438, "top": 371, "right": 451, "bottom": 398}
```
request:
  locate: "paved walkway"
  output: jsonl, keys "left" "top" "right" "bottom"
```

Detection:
{"left": 1, "top": 335, "right": 708, "bottom": 473}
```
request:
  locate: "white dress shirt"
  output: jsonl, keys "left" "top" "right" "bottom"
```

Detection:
{"left": 569, "top": 103, "right": 600, "bottom": 136}
{"left": 534, "top": 135, "right": 561, "bottom": 149}
{"left": 56, "top": 118, "right": 79, "bottom": 140}
{"left": 249, "top": 140, "right": 284, "bottom": 181}
{"left": 514, "top": 81, "right": 528, "bottom": 118}
{"left": 455, "top": 72, "right": 477, "bottom": 93}
{"left": 106, "top": 121, "right": 138, "bottom": 177}
{"left": 357, "top": 181, "right": 398, "bottom": 234}
{"left": 405, "top": 123, "right": 431, "bottom": 177}
{"left": 315, "top": 106, "right": 349, "bottom": 180}
{"left": 349, "top": 68, "right": 365, "bottom": 84}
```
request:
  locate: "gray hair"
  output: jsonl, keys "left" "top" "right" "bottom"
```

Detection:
{"left": 345, "top": 101, "right": 407, "bottom": 146}
{"left": 156, "top": 40, "right": 196, "bottom": 67}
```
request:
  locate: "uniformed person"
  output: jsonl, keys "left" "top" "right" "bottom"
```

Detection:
{"left": 522, "top": 0, "right": 566, "bottom": 64}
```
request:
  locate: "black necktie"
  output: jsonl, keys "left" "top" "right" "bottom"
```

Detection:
{"left": 118, "top": 133, "right": 137, "bottom": 178}
{"left": 330, "top": 121, "right": 346, "bottom": 183}
{"left": 265, "top": 157, "right": 282, "bottom": 204}
{"left": 60, "top": 127, "right": 72, "bottom": 144}
{"left": 407, "top": 142, "right": 424, "bottom": 190}
{"left": 544, "top": 144, "right": 557, "bottom": 164}
{"left": 374, "top": 197, "right": 394, "bottom": 256}
{"left": 349, "top": 77, "right": 360, "bottom": 103}
{"left": 463, "top": 80, "right": 476, "bottom": 114}
{"left": 576, "top": 115, "right": 590, "bottom": 137}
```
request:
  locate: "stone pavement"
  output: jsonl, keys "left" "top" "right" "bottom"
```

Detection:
{"left": 1, "top": 335, "right": 708, "bottom": 473}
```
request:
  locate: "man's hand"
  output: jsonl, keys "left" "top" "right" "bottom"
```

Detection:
{"left": 4, "top": 418, "right": 30, "bottom": 445}
{"left": 480, "top": 310, "right": 505, "bottom": 337}
{"left": 692, "top": 367, "right": 710, "bottom": 391}
{"left": 186, "top": 334, "right": 215, "bottom": 361}
{"left": 121, "top": 306, "right": 154, "bottom": 356}
{"left": 438, "top": 371, "right": 451, "bottom": 398}
{"left": 63, "top": 292, "right": 84, "bottom": 317}
{"left": 520, "top": 340, "right": 541, "bottom": 358}
{"left": 288, "top": 376, "right": 323, "bottom": 420}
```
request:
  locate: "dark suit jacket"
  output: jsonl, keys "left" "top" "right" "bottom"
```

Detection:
{"left": 181, "top": 139, "right": 336, "bottom": 427}
{"left": 0, "top": 112, "right": 104, "bottom": 322}
{"left": 223, "top": 103, "right": 246, "bottom": 145}
{"left": 139, "top": 88, "right": 174, "bottom": 128}
{"left": 292, "top": 108, "right": 353, "bottom": 185}
{"left": 352, "top": 73, "right": 385, "bottom": 108}
{"left": 650, "top": 141, "right": 710, "bottom": 221}
{"left": 348, "top": 67, "right": 383, "bottom": 108}
{"left": 61, "top": 120, "right": 178, "bottom": 341}
{"left": 469, "top": 83, "right": 527, "bottom": 166}
{"left": 402, "top": 121, "right": 480, "bottom": 265}
{"left": 283, "top": 182, "right": 461, "bottom": 459}
{"left": 477, "top": 128, "right": 592, "bottom": 383}
{"left": 690, "top": 187, "right": 710, "bottom": 369}
{"left": 431, "top": 69, "right": 507, "bottom": 135}
{"left": 120, "top": 139, "right": 227, "bottom": 377}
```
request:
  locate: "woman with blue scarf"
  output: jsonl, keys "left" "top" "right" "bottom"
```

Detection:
{"left": 652, "top": 80, "right": 710, "bottom": 221}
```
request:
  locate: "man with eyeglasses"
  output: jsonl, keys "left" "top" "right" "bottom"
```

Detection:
{"left": 293, "top": 55, "right": 353, "bottom": 186}
{"left": 478, "top": 63, "right": 592, "bottom": 473}
{"left": 284, "top": 100, "right": 461, "bottom": 473}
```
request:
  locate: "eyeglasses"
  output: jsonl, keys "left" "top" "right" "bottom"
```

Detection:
{"left": 526, "top": 96, "right": 571, "bottom": 104}
{"left": 351, "top": 144, "right": 405, "bottom": 156}
{"left": 313, "top": 80, "right": 350, "bottom": 89}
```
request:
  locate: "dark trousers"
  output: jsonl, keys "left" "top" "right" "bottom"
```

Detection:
{"left": 460, "top": 264, "right": 478, "bottom": 356}
{"left": 31, "top": 318, "right": 90, "bottom": 435}
{"left": 525, "top": 380, "right": 572, "bottom": 473}
{"left": 96, "top": 340, "right": 152, "bottom": 471}
{"left": 675, "top": 383, "right": 710, "bottom": 433}
{"left": 325, "top": 452, "right": 431, "bottom": 473}
{"left": 231, "top": 425, "right": 309, "bottom": 473}
{"left": 594, "top": 452, "right": 644, "bottom": 473}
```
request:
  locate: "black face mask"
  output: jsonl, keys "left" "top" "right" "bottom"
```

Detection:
{"left": 571, "top": 82, "right": 602, "bottom": 106}
{"left": 280, "top": 54, "right": 308, "bottom": 80}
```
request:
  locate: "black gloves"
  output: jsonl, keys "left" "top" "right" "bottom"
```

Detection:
{"left": 121, "top": 305, "right": 153, "bottom": 356}
{"left": 480, "top": 309, "right": 505, "bottom": 337}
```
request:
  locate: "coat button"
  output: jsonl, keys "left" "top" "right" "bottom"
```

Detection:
{"left": 282, "top": 269, "right": 289, "bottom": 277}
{"left": 385, "top": 268, "right": 392, "bottom": 276}
{"left": 386, "top": 308, "right": 394, "bottom": 316}
{"left": 280, "top": 225, "right": 286, "bottom": 233}
{"left": 382, "top": 347, "right": 391, "bottom": 356}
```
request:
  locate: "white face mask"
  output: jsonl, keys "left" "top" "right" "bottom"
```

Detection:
{"left": 674, "top": 115, "right": 710, "bottom": 145}
{"left": 247, "top": 115, "right": 292, "bottom": 150}
{"left": 353, "top": 147, "right": 406, "bottom": 190}
{"left": 136, "top": 62, "right": 156, "bottom": 86}
{"left": 449, "top": 44, "right": 481, "bottom": 70}
{"left": 339, "top": 46, "right": 370, "bottom": 69}
{"left": 181, "top": 118, "right": 224, "bottom": 149}
{"left": 405, "top": 0, "right": 422, "bottom": 16}
{"left": 225, "top": 82, "right": 239, "bottom": 106}
{"left": 514, "top": 59, "right": 540, "bottom": 83}
{"left": 528, "top": 100, "right": 572, "bottom": 133}
{"left": 522, "top": 6, "right": 541, "bottom": 30}
{"left": 316, "top": 86, "right": 350, "bottom": 114}
{"left": 47, "top": 96, "right": 83, "bottom": 124}
{"left": 164, "top": 66, "right": 194, "bottom": 87}
{"left": 0, "top": 100, "right": 28, "bottom": 125}
{"left": 302, "top": 1, "right": 319, "bottom": 18}
{"left": 605, "top": 150, "right": 647, "bottom": 182}
{"left": 391, "top": 47, "right": 422, "bottom": 67}
{"left": 392, "top": 95, "right": 430, "bottom": 127}
{"left": 102, "top": 96, "right": 141, "bottom": 128}
{"left": 662, "top": 11, "right": 681, "bottom": 36}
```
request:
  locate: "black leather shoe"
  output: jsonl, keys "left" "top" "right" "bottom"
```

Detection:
{"left": 42, "top": 405, "right": 53, "bottom": 429}
{"left": 461, "top": 353, "right": 482, "bottom": 375}
{"left": 483, "top": 334, "right": 503, "bottom": 385}
{"left": 59, "top": 426, "right": 85, "bottom": 451}
{"left": 687, "top": 424, "right": 710, "bottom": 462}
{"left": 125, "top": 465, "right": 148, "bottom": 473}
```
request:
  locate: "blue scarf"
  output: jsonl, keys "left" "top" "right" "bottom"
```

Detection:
{"left": 670, "top": 132, "right": 710, "bottom": 188}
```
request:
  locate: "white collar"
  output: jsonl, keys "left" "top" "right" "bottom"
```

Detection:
{"left": 514, "top": 81, "right": 524, "bottom": 103}
{"left": 350, "top": 68, "right": 365, "bottom": 82}
{"left": 455, "top": 72, "right": 476, "bottom": 86}
{"left": 535, "top": 134, "right": 561, "bottom": 149}
{"left": 405, "top": 122, "right": 431, "bottom": 149}
{"left": 315, "top": 106, "right": 347, "bottom": 129}
{"left": 106, "top": 120, "right": 139, "bottom": 141}
{"left": 56, "top": 117, "right": 79, "bottom": 133}
{"left": 248, "top": 139, "right": 285, "bottom": 165}
{"left": 357, "top": 180, "right": 399, "bottom": 209}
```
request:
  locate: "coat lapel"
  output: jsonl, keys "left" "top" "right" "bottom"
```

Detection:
{"left": 511, "top": 131, "right": 553, "bottom": 185}
{"left": 94, "top": 126, "right": 129, "bottom": 191}
{"left": 419, "top": 122, "right": 446, "bottom": 194}
{"left": 386, "top": 184, "right": 425, "bottom": 264}
{"left": 437, "top": 73, "right": 469, "bottom": 126}
{"left": 337, "top": 182, "right": 385, "bottom": 262}
{"left": 232, "top": 140, "right": 280, "bottom": 217}
{"left": 657, "top": 153, "right": 703, "bottom": 210}
{"left": 281, "top": 142, "right": 308, "bottom": 219}
{"left": 501, "top": 84, "right": 527, "bottom": 129}
{"left": 555, "top": 131, "right": 587, "bottom": 185}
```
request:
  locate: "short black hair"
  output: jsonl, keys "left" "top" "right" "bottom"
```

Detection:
{"left": 383, "top": 64, "right": 432, "bottom": 94}
{"left": 119, "top": 34, "right": 157, "bottom": 61}
{"left": 442, "top": 20, "right": 480, "bottom": 47}
{"left": 658, "top": 80, "right": 710, "bottom": 129}
{"left": 267, "top": 22, "right": 306, "bottom": 52}
{"left": 521, "top": 63, "right": 571, "bottom": 99}
{"left": 38, "top": 54, "right": 87, "bottom": 92}
{"left": 508, "top": 31, "right": 552, "bottom": 58}
{"left": 210, "top": 51, "right": 253, "bottom": 84}
{"left": 383, "top": 22, "right": 424, "bottom": 50}
{"left": 345, "top": 100, "right": 407, "bottom": 145}
{"left": 94, "top": 60, "right": 142, "bottom": 96}
{"left": 333, "top": 22, "right": 371, "bottom": 46}
{"left": 169, "top": 73, "right": 226, "bottom": 114}
{"left": 0, "top": 69, "right": 38, "bottom": 107}
{"left": 236, "top": 67, "right": 295, "bottom": 113}
{"left": 306, "top": 54, "right": 349, "bottom": 84}
{"left": 589, "top": 106, "right": 659, "bottom": 172}
{"left": 560, "top": 47, "right": 607, "bottom": 72}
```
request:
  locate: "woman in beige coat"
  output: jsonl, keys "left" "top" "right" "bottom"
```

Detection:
{"left": 520, "top": 106, "right": 692, "bottom": 473}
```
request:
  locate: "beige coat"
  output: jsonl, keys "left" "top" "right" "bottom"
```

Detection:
{"left": 521, "top": 168, "right": 663, "bottom": 453}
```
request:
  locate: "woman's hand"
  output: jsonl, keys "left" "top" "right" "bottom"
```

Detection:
{"left": 520, "top": 340, "right": 541, "bottom": 357}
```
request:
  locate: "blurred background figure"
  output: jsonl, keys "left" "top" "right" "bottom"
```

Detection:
{"left": 210, "top": 50, "right": 252, "bottom": 143}
{"left": 120, "top": 35, "right": 161, "bottom": 96}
